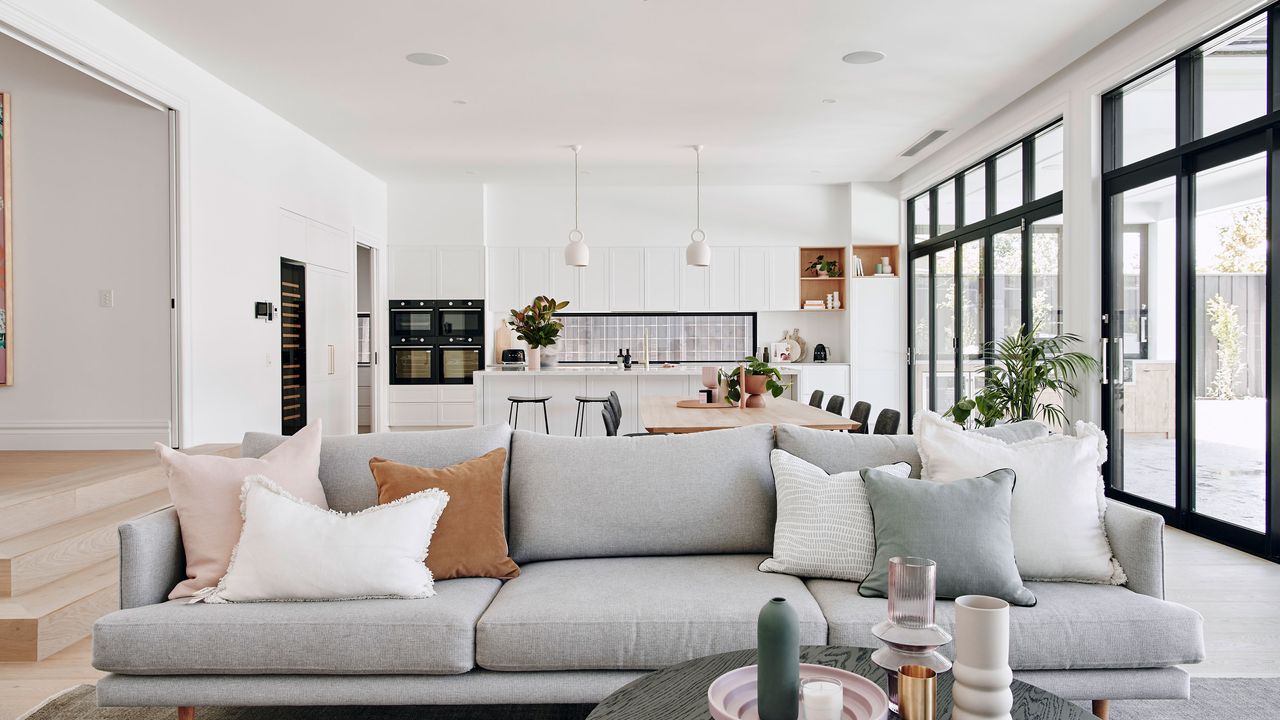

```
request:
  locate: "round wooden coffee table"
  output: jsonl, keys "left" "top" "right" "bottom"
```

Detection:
{"left": 587, "top": 646, "right": 1094, "bottom": 719}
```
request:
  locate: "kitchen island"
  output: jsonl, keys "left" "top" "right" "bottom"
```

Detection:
{"left": 474, "top": 364, "right": 803, "bottom": 436}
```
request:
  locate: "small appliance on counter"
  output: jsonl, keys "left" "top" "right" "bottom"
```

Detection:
{"left": 812, "top": 344, "right": 828, "bottom": 363}
{"left": 500, "top": 348, "right": 526, "bottom": 371}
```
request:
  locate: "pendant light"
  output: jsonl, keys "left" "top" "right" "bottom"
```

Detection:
{"left": 686, "top": 144, "right": 711, "bottom": 267}
{"left": 564, "top": 145, "right": 589, "bottom": 267}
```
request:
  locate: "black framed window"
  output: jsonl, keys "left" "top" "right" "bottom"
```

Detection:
{"left": 906, "top": 121, "right": 1064, "bottom": 430}
{"left": 1101, "top": 2, "right": 1279, "bottom": 561}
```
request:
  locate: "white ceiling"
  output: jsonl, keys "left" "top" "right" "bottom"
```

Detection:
{"left": 96, "top": 0, "right": 1166, "bottom": 185}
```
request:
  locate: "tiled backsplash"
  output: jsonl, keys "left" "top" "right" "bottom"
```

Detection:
{"left": 555, "top": 313, "right": 755, "bottom": 363}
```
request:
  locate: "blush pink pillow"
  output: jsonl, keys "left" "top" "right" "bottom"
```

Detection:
{"left": 156, "top": 421, "right": 327, "bottom": 599}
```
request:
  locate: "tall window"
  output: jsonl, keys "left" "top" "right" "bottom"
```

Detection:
{"left": 906, "top": 121, "right": 1064, "bottom": 429}
{"left": 1102, "top": 4, "right": 1279, "bottom": 561}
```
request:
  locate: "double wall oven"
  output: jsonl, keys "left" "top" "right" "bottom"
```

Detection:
{"left": 389, "top": 299, "right": 484, "bottom": 385}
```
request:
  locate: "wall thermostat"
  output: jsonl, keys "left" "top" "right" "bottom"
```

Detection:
{"left": 254, "top": 302, "right": 275, "bottom": 321}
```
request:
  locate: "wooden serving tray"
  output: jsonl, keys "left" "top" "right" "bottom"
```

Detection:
{"left": 675, "top": 399, "right": 728, "bottom": 409}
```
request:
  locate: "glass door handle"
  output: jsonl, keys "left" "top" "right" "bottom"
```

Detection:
{"left": 1100, "top": 338, "right": 1109, "bottom": 386}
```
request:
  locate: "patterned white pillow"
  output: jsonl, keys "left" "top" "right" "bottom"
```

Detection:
{"left": 192, "top": 475, "right": 449, "bottom": 603}
{"left": 759, "top": 449, "right": 910, "bottom": 582}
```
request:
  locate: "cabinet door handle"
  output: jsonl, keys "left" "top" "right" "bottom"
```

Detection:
{"left": 1100, "top": 338, "right": 1109, "bottom": 386}
{"left": 328, "top": 345, "right": 336, "bottom": 375}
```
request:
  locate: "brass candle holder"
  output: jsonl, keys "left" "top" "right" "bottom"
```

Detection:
{"left": 897, "top": 664, "right": 937, "bottom": 720}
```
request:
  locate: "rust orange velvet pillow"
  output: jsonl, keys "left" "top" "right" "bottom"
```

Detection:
{"left": 368, "top": 449, "right": 519, "bottom": 581}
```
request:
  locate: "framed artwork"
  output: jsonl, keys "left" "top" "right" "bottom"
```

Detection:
{"left": 0, "top": 92, "right": 9, "bottom": 386}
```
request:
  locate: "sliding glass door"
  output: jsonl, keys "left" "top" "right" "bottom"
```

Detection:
{"left": 1102, "top": 4, "right": 1278, "bottom": 559}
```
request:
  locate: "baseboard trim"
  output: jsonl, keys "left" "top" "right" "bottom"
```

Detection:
{"left": 0, "top": 420, "right": 171, "bottom": 450}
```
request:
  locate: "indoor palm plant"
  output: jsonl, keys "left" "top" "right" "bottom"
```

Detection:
{"left": 721, "top": 355, "right": 790, "bottom": 407}
{"left": 507, "top": 295, "right": 569, "bottom": 370}
{"left": 945, "top": 324, "right": 1098, "bottom": 429}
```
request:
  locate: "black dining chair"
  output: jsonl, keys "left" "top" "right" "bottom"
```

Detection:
{"left": 602, "top": 393, "right": 665, "bottom": 437}
{"left": 849, "top": 400, "right": 871, "bottom": 434}
{"left": 807, "top": 390, "right": 825, "bottom": 408}
{"left": 824, "top": 395, "right": 845, "bottom": 417}
{"left": 601, "top": 405, "right": 620, "bottom": 437}
{"left": 873, "top": 408, "right": 902, "bottom": 435}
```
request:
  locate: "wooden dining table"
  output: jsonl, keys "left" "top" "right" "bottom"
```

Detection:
{"left": 639, "top": 395, "right": 858, "bottom": 434}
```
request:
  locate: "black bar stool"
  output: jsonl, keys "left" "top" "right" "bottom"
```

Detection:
{"left": 573, "top": 395, "right": 611, "bottom": 436}
{"left": 508, "top": 395, "right": 552, "bottom": 433}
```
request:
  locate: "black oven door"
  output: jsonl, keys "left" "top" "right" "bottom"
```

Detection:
{"left": 439, "top": 345, "right": 482, "bottom": 384}
{"left": 390, "top": 301, "right": 435, "bottom": 337}
{"left": 438, "top": 308, "right": 483, "bottom": 338}
{"left": 390, "top": 344, "right": 435, "bottom": 385}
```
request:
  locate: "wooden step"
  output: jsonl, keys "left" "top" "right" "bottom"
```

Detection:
{"left": 0, "top": 443, "right": 237, "bottom": 542}
{"left": 0, "top": 490, "right": 172, "bottom": 597}
{"left": 0, "top": 561, "right": 118, "bottom": 662}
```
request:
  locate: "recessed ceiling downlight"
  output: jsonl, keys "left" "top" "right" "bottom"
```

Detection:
{"left": 406, "top": 52, "right": 450, "bottom": 66}
{"left": 842, "top": 50, "right": 885, "bottom": 65}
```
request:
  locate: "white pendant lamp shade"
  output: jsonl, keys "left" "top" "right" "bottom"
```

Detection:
{"left": 686, "top": 145, "right": 710, "bottom": 267}
{"left": 564, "top": 145, "right": 589, "bottom": 267}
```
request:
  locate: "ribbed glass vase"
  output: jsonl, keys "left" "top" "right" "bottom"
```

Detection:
{"left": 887, "top": 556, "right": 937, "bottom": 628}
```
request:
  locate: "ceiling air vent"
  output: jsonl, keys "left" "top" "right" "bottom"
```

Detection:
{"left": 899, "top": 129, "right": 949, "bottom": 158}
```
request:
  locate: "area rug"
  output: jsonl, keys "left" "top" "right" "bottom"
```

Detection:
{"left": 22, "top": 679, "right": 1280, "bottom": 720}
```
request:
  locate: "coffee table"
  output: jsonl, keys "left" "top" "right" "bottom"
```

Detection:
{"left": 586, "top": 646, "right": 1094, "bottom": 719}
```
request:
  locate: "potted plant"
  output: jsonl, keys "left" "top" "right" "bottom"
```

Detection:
{"left": 506, "top": 295, "right": 569, "bottom": 371}
{"left": 945, "top": 323, "right": 1099, "bottom": 429}
{"left": 806, "top": 255, "right": 840, "bottom": 278}
{"left": 720, "top": 355, "right": 790, "bottom": 407}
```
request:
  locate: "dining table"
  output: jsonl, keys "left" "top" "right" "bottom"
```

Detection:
{"left": 639, "top": 395, "right": 858, "bottom": 434}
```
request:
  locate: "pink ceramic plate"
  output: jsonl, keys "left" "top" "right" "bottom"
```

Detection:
{"left": 707, "top": 663, "right": 889, "bottom": 720}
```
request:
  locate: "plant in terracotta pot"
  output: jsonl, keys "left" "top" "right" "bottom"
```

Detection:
{"left": 507, "top": 295, "right": 569, "bottom": 370}
{"left": 806, "top": 255, "right": 840, "bottom": 278}
{"left": 721, "top": 356, "right": 789, "bottom": 407}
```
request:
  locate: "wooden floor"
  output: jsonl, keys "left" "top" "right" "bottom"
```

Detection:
{"left": 0, "top": 451, "right": 1275, "bottom": 719}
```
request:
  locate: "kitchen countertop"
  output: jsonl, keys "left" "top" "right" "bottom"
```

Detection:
{"left": 475, "top": 364, "right": 809, "bottom": 376}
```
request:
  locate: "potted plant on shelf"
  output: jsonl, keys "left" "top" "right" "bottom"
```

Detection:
{"left": 720, "top": 355, "right": 790, "bottom": 408}
{"left": 944, "top": 323, "right": 1098, "bottom": 429}
{"left": 806, "top": 255, "right": 840, "bottom": 278}
{"left": 507, "top": 295, "right": 569, "bottom": 371}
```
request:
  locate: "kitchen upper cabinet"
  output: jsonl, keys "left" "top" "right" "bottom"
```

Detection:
{"left": 549, "top": 255, "right": 580, "bottom": 308}
{"left": 389, "top": 246, "right": 438, "bottom": 299}
{"left": 517, "top": 248, "right": 551, "bottom": 305}
{"left": 609, "top": 247, "right": 646, "bottom": 311}
{"left": 738, "top": 247, "right": 769, "bottom": 310}
{"left": 436, "top": 247, "right": 485, "bottom": 299}
{"left": 644, "top": 247, "right": 681, "bottom": 311}
{"left": 487, "top": 247, "right": 521, "bottom": 312}
{"left": 680, "top": 264, "right": 710, "bottom": 312}
{"left": 306, "top": 221, "right": 351, "bottom": 274}
{"left": 278, "top": 210, "right": 307, "bottom": 262}
{"left": 768, "top": 247, "right": 800, "bottom": 311}
{"left": 579, "top": 247, "right": 610, "bottom": 312}
{"left": 708, "top": 247, "right": 739, "bottom": 310}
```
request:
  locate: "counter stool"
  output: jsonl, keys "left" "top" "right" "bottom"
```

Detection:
{"left": 573, "top": 395, "right": 611, "bottom": 436}
{"left": 508, "top": 395, "right": 552, "bottom": 433}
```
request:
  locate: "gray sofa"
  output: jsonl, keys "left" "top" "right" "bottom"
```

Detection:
{"left": 93, "top": 423, "right": 1204, "bottom": 712}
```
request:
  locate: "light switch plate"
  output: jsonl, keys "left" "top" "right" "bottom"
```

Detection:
{"left": 98, "top": 289, "right": 114, "bottom": 308}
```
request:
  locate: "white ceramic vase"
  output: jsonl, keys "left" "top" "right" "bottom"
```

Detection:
{"left": 951, "top": 595, "right": 1013, "bottom": 720}
{"left": 526, "top": 347, "right": 541, "bottom": 371}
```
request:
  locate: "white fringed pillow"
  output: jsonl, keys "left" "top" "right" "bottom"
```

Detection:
{"left": 193, "top": 475, "right": 449, "bottom": 603}
{"left": 915, "top": 411, "right": 1125, "bottom": 585}
{"left": 759, "top": 450, "right": 911, "bottom": 582}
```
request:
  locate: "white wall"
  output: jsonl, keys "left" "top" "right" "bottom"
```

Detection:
{"left": 897, "top": 0, "right": 1263, "bottom": 425}
{"left": 0, "top": 0, "right": 389, "bottom": 446}
{"left": 0, "top": 32, "right": 171, "bottom": 449}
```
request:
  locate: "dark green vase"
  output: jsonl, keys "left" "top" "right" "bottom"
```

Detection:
{"left": 757, "top": 597, "right": 799, "bottom": 720}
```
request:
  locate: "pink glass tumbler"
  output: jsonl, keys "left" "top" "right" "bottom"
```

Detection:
{"left": 887, "top": 556, "right": 937, "bottom": 629}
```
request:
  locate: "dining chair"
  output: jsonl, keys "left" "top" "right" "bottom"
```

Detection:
{"left": 807, "top": 390, "right": 825, "bottom": 408}
{"left": 601, "top": 405, "right": 619, "bottom": 437}
{"left": 849, "top": 400, "right": 871, "bottom": 434}
{"left": 873, "top": 408, "right": 901, "bottom": 435}
{"left": 824, "top": 395, "right": 845, "bottom": 417}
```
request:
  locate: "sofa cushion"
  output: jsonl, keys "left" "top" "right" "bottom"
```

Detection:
{"left": 93, "top": 578, "right": 501, "bottom": 675}
{"left": 242, "top": 424, "right": 512, "bottom": 513}
{"left": 476, "top": 555, "right": 826, "bottom": 671}
{"left": 806, "top": 579, "right": 1204, "bottom": 670}
{"left": 507, "top": 426, "right": 776, "bottom": 563}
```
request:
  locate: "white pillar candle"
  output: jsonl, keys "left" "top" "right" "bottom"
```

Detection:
{"left": 800, "top": 678, "right": 842, "bottom": 720}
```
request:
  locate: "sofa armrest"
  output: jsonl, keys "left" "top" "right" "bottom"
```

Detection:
{"left": 1104, "top": 500, "right": 1165, "bottom": 599}
{"left": 118, "top": 507, "right": 185, "bottom": 609}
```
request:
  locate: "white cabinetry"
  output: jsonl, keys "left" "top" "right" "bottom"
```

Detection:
{"left": 306, "top": 221, "right": 352, "bottom": 273}
{"left": 549, "top": 257, "right": 581, "bottom": 307}
{"left": 580, "top": 248, "right": 610, "bottom": 311}
{"left": 306, "top": 265, "right": 356, "bottom": 435}
{"left": 390, "top": 245, "right": 484, "bottom": 299}
{"left": 794, "top": 364, "right": 851, "bottom": 408}
{"left": 436, "top": 247, "right": 485, "bottom": 298}
{"left": 389, "top": 384, "right": 476, "bottom": 429}
{"left": 390, "top": 246, "right": 438, "bottom": 298}
{"left": 680, "top": 265, "right": 709, "bottom": 311}
{"left": 768, "top": 247, "right": 800, "bottom": 311}
{"left": 609, "top": 247, "right": 646, "bottom": 311}
{"left": 851, "top": 278, "right": 905, "bottom": 423}
{"left": 517, "top": 248, "right": 551, "bottom": 304}
{"left": 644, "top": 247, "right": 681, "bottom": 310}
{"left": 487, "top": 247, "right": 521, "bottom": 311}
{"left": 709, "top": 247, "right": 740, "bottom": 310}
{"left": 738, "top": 247, "right": 769, "bottom": 310}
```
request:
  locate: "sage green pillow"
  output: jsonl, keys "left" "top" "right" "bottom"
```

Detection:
{"left": 858, "top": 468, "right": 1036, "bottom": 607}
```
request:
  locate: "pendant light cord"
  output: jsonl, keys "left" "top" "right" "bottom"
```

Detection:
{"left": 695, "top": 145, "right": 701, "bottom": 231}
{"left": 573, "top": 146, "right": 580, "bottom": 233}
